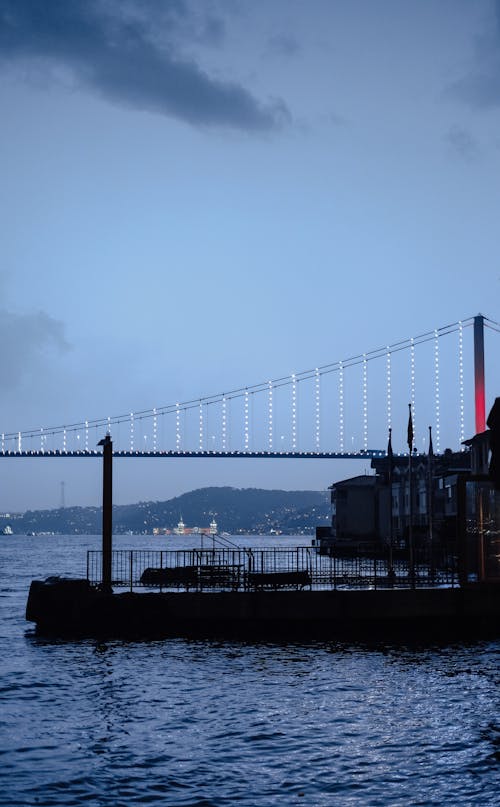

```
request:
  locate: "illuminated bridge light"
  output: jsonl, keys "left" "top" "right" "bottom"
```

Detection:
{"left": 222, "top": 396, "right": 227, "bottom": 452}
{"left": 434, "top": 329, "right": 440, "bottom": 453}
{"left": 268, "top": 381, "right": 273, "bottom": 451}
{"left": 176, "top": 403, "right": 181, "bottom": 451}
{"left": 339, "top": 361, "right": 344, "bottom": 453}
{"left": 363, "top": 354, "right": 368, "bottom": 452}
{"left": 386, "top": 348, "right": 392, "bottom": 432}
{"left": 315, "top": 368, "right": 320, "bottom": 450}
{"left": 291, "top": 374, "right": 297, "bottom": 452}
{"left": 410, "top": 337, "right": 416, "bottom": 443}
{"left": 199, "top": 401, "right": 204, "bottom": 452}
{"left": 244, "top": 389, "right": 250, "bottom": 451}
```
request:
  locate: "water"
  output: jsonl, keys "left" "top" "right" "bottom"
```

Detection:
{"left": 1, "top": 533, "right": 499, "bottom": 806}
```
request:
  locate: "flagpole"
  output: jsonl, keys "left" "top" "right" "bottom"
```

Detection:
{"left": 407, "top": 403, "right": 415, "bottom": 585}
{"left": 428, "top": 425, "right": 434, "bottom": 581}
{"left": 387, "top": 427, "right": 395, "bottom": 582}
{"left": 409, "top": 447, "right": 414, "bottom": 581}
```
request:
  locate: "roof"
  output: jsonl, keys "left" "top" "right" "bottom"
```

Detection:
{"left": 329, "top": 475, "right": 377, "bottom": 490}
{"left": 462, "top": 430, "right": 489, "bottom": 447}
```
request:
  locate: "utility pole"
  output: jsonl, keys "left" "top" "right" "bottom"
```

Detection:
{"left": 407, "top": 403, "right": 415, "bottom": 585}
{"left": 98, "top": 434, "right": 113, "bottom": 594}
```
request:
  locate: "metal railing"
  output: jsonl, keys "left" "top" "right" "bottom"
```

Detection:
{"left": 86, "top": 547, "right": 458, "bottom": 591}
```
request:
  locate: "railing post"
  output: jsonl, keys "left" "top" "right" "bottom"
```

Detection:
{"left": 130, "top": 550, "right": 133, "bottom": 593}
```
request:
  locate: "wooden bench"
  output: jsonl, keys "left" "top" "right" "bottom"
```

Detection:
{"left": 198, "top": 565, "right": 242, "bottom": 590}
{"left": 140, "top": 564, "right": 242, "bottom": 590}
{"left": 140, "top": 566, "right": 199, "bottom": 589}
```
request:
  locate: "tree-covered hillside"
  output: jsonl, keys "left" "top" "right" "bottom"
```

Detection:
{"left": 2, "top": 487, "right": 331, "bottom": 535}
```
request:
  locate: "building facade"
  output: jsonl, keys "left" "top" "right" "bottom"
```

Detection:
{"left": 316, "top": 449, "right": 472, "bottom": 553}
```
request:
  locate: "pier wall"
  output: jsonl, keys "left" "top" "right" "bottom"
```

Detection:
{"left": 26, "top": 577, "right": 500, "bottom": 640}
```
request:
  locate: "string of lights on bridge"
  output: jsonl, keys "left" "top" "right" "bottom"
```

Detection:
{"left": 2, "top": 315, "right": 499, "bottom": 458}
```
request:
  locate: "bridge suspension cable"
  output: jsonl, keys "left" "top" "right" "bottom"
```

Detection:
{"left": 3, "top": 314, "right": 497, "bottom": 457}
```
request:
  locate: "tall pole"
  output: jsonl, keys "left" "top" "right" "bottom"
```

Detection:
{"left": 99, "top": 434, "right": 113, "bottom": 594}
{"left": 428, "top": 426, "right": 434, "bottom": 579}
{"left": 387, "top": 427, "right": 394, "bottom": 580}
{"left": 408, "top": 448, "right": 414, "bottom": 582}
{"left": 407, "top": 403, "right": 414, "bottom": 584}
{"left": 474, "top": 314, "right": 486, "bottom": 434}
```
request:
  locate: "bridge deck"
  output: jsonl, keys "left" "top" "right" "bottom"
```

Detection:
{"left": 0, "top": 449, "right": 387, "bottom": 459}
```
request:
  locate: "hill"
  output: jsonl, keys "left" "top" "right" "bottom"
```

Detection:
{"left": 2, "top": 487, "right": 331, "bottom": 535}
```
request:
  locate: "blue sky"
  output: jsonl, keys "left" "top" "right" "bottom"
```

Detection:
{"left": 1, "top": 0, "right": 500, "bottom": 511}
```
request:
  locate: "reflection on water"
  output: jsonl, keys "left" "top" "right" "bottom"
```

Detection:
{"left": 0, "top": 534, "right": 499, "bottom": 805}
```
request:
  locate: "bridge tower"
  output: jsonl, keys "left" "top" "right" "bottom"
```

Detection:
{"left": 474, "top": 314, "right": 486, "bottom": 434}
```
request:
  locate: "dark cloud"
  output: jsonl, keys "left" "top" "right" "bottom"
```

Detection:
{"left": 0, "top": 0, "right": 290, "bottom": 131}
{"left": 266, "top": 33, "right": 301, "bottom": 59}
{"left": 0, "top": 308, "right": 69, "bottom": 388}
{"left": 447, "top": 0, "right": 500, "bottom": 108}
{"left": 115, "top": 1, "right": 226, "bottom": 49}
{"left": 445, "top": 125, "right": 480, "bottom": 161}
{"left": 448, "top": 70, "right": 500, "bottom": 109}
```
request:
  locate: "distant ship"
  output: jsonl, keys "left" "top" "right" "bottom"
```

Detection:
{"left": 173, "top": 518, "right": 186, "bottom": 535}
{"left": 169, "top": 518, "right": 217, "bottom": 536}
{"left": 2, "top": 525, "right": 13, "bottom": 535}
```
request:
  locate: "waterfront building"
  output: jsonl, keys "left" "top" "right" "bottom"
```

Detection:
{"left": 316, "top": 449, "right": 471, "bottom": 554}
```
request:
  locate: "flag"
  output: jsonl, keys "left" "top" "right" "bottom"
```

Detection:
{"left": 387, "top": 427, "right": 394, "bottom": 483}
{"left": 407, "top": 403, "right": 413, "bottom": 451}
{"left": 428, "top": 424, "right": 434, "bottom": 488}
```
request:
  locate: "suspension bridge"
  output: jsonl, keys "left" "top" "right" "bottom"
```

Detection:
{"left": 1, "top": 314, "right": 498, "bottom": 460}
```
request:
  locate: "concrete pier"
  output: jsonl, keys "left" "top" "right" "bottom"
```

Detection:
{"left": 26, "top": 577, "right": 500, "bottom": 640}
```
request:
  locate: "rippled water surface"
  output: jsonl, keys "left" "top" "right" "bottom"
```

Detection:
{"left": 1, "top": 534, "right": 499, "bottom": 806}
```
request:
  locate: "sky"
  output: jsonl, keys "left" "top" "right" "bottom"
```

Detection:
{"left": 1, "top": 0, "right": 500, "bottom": 512}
